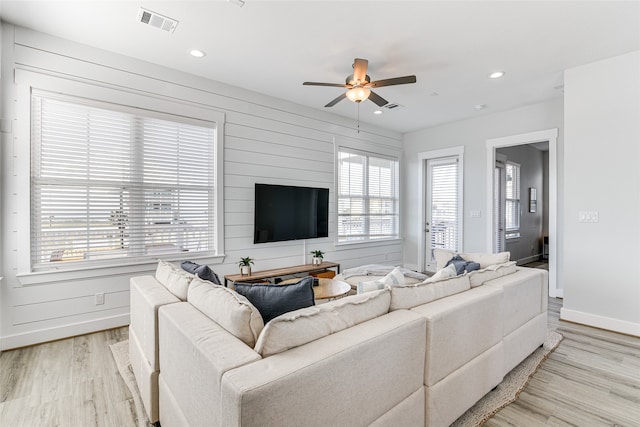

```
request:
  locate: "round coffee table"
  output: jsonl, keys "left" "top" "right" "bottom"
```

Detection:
{"left": 280, "top": 277, "right": 351, "bottom": 300}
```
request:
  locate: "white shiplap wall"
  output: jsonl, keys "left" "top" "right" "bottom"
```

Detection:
{"left": 0, "top": 25, "right": 404, "bottom": 350}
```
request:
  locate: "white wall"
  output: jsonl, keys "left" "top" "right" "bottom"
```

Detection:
{"left": 0, "top": 25, "right": 404, "bottom": 350}
{"left": 402, "top": 99, "right": 564, "bottom": 273}
{"left": 561, "top": 51, "right": 640, "bottom": 336}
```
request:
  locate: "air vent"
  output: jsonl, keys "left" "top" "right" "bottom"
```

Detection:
{"left": 137, "top": 7, "right": 178, "bottom": 33}
{"left": 383, "top": 102, "right": 404, "bottom": 110}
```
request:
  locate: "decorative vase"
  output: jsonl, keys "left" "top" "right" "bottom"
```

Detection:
{"left": 240, "top": 265, "right": 251, "bottom": 276}
{"left": 312, "top": 257, "right": 323, "bottom": 266}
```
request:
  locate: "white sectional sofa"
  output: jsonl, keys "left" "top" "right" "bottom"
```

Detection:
{"left": 129, "top": 253, "right": 548, "bottom": 426}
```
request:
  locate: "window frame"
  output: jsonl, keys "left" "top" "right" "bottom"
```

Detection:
{"left": 15, "top": 74, "right": 225, "bottom": 282}
{"left": 336, "top": 146, "right": 400, "bottom": 244}
{"left": 505, "top": 160, "right": 521, "bottom": 240}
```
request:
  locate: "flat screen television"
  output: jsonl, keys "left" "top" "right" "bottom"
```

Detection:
{"left": 254, "top": 183, "right": 329, "bottom": 244}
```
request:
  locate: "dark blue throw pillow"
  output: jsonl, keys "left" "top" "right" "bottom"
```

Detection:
{"left": 445, "top": 256, "right": 481, "bottom": 275}
{"left": 180, "top": 261, "right": 222, "bottom": 286}
{"left": 234, "top": 277, "right": 315, "bottom": 323}
{"left": 445, "top": 255, "right": 468, "bottom": 275}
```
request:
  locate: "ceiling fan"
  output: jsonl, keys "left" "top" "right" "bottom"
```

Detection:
{"left": 303, "top": 58, "right": 417, "bottom": 108}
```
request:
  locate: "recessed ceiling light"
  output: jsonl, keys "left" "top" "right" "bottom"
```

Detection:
{"left": 489, "top": 71, "right": 505, "bottom": 79}
{"left": 475, "top": 104, "right": 488, "bottom": 110}
{"left": 189, "top": 49, "right": 206, "bottom": 58}
{"left": 373, "top": 110, "right": 383, "bottom": 115}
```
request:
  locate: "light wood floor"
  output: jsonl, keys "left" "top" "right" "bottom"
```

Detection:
{"left": 1, "top": 299, "right": 639, "bottom": 427}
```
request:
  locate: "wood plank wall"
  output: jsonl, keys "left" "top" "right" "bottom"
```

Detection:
{"left": 0, "top": 25, "right": 404, "bottom": 349}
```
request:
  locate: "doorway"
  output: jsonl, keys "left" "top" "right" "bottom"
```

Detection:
{"left": 417, "top": 146, "right": 464, "bottom": 273}
{"left": 486, "top": 129, "right": 559, "bottom": 297}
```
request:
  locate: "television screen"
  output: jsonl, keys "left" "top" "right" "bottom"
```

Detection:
{"left": 254, "top": 184, "right": 329, "bottom": 244}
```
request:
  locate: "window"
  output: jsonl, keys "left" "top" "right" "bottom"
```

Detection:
{"left": 505, "top": 161, "right": 521, "bottom": 239}
{"left": 30, "top": 92, "right": 220, "bottom": 271}
{"left": 337, "top": 149, "right": 399, "bottom": 243}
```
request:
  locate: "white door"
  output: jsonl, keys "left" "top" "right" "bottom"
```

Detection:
{"left": 425, "top": 156, "right": 462, "bottom": 269}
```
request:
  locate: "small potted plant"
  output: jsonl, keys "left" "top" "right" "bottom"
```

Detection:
{"left": 310, "top": 250, "right": 325, "bottom": 265}
{"left": 238, "top": 257, "right": 254, "bottom": 276}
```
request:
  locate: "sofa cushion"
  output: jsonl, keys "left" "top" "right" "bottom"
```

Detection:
{"left": 234, "top": 277, "right": 315, "bottom": 323}
{"left": 187, "top": 277, "right": 264, "bottom": 347}
{"left": 468, "top": 261, "right": 517, "bottom": 288}
{"left": 433, "top": 249, "right": 510, "bottom": 270}
{"left": 254, "top": 289, "right": 391, "bottom": 357}
{"left": 357, "top": 267, "right": 405, "bottom": 294}
{"left": 180, "top": 260, "right": 222, "bottom": 285}
{"left": 389, "top": 274, "right": 471, "bottom": 311}
{"left": 155, "top": 260, "right": 194, "bottom": 301}
{"left": 429, "top": 264, "right": 457, "bottom": 282}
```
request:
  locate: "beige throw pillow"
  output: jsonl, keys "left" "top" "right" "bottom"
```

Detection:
{"left": 357, "top": 267, "right": 405, "bottom": 294}
{"left": 187, "top": 277, "right": 264, "bottom": 348}
{"left": 155, "top": 260, "right": 194, "bottom": 301}
{"left": 432, "top": 249, "right": 511, "bottom": 270}
{"left": 255, "top": 289, "right": 391, "bottom": 357}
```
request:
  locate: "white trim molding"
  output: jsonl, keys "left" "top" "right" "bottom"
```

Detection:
{"left": 486, "top": 129, "right": 559, "bottom": 297}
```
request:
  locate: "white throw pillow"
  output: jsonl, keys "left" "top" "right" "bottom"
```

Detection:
{"left": 427, "top": 264, "right": 457, "bottom": 282}
{"left": 155, "top": 260, "right": 194, "bottom": 301}
{"left": 433, "top": 249, "right": 456, "bottom": 270}
{"left": 255, "top": 289, "right": 391, "bottom": 357}
{"left": 357, "top": 267, "right": 405, "bottom": 294}
{"left": 187, "top": 277, "right": 264, "bottom": 348}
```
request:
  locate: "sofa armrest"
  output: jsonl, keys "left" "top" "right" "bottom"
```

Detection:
{"left": 130, "top": 275, "right": 181, "bottom": 370}
{"left": 220, "top": 310, "right": 427, "bottom": 427}
{"left": 158, "top": 303, "right": 261, "bottom": 427}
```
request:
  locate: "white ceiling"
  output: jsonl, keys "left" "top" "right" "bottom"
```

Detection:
{"left": 1, "top": 1, "right": 639, "bottom": 133}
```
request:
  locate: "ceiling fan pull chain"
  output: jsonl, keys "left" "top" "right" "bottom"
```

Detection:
{"left": 357, "top": 102, "right": 361, "bottom": 133}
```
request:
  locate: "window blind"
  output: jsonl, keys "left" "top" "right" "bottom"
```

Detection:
{"left": 429, "top": 158, "right": 459, "bottom": 253}
{"left": 31, "top": 94, "right": 217, "bottom": 270}
{"left": 338, "top": 149, "right": 399, "bottom": 242}
{"left": 505, "top": 161, "right": 521, "bottom": 238}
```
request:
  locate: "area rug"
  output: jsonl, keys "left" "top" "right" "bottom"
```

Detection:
{"left": 452, "top": 330, "right": 563, "bottom": 426}
{"left": 110, "top": 330, "right": 562, "bottom": 427}
{"left": 110, "top": 340, "right": 152, "bottom": 427}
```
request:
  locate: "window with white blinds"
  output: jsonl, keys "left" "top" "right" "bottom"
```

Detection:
{"left": 30, "top": 93, "right": 218, "bottom": 270}
{"left": 337, "top": 149, "right": 399, "bottom": 243}
{"left": 505, "top": 161, "right": 521, "bottom": 239}
{"left": 428, "top": 157, "right": 460, "bottom": 254}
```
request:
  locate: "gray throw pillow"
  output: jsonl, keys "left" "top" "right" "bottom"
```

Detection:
{"left": 180, "top": 260, "right": 222, "bottom": 285}
{"left": 234, "top": 277, "right": 315, "bottom": 323}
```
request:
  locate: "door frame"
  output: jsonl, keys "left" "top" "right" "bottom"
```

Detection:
{"left": 485, "top": 128, "right": 559, "bottom": 297}
{"left": 417, "top": 146, "right": 464, "bottom": 273}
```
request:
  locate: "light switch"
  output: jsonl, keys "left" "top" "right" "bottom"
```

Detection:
{"left": 579, "top": 211, "right": 599, "bottom": 223}
{"left": 470, "top": 210, "right": 481, "bottom": 218}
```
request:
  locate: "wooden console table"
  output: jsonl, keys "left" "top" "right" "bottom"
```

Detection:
{"left": 224, "top": 261, "right": 340, "bottom": 287}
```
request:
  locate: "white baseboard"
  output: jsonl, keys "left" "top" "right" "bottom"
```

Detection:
{"left": 0, "top": 314, "right": 130, "bottom": 351}
{"left": 560, "top": 308, "right": 640, "bottom": 337}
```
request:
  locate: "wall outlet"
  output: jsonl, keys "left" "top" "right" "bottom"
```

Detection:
{"left": 95, "top": 292, "right": 105, "bottom": 305}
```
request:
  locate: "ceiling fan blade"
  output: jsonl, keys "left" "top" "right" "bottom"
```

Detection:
{"left": 325, "top": 93, "right": 347, "bottom": 107}
{"left": 368, "top": 90, "right": 388, "bottom": 107}
{"left": 368, "top": 75, "right": 417, "bottom": 88}
{"left": 352, "top": 58, "right": 369, "bottom": 83}
{"left": 303, "top": 82, "right": 350, "bottom": 88}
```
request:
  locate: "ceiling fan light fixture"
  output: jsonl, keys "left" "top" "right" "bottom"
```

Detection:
{"left": 346, "top": 87, "right": 371, "bottom": 103}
